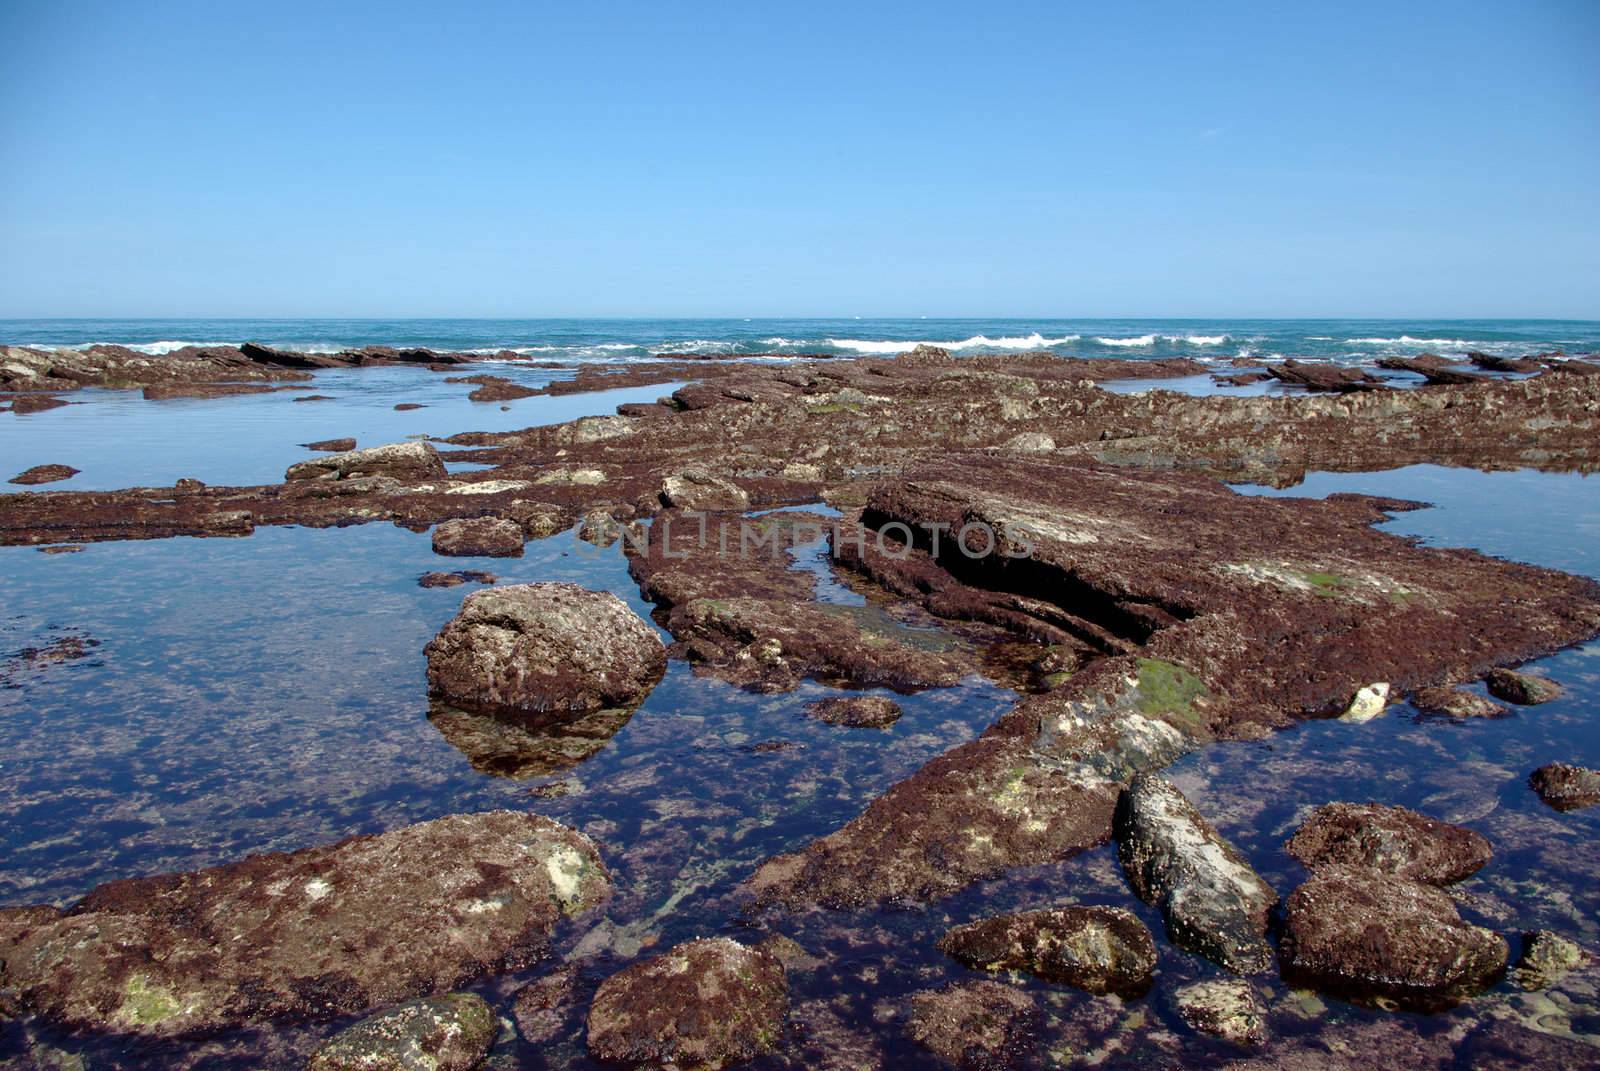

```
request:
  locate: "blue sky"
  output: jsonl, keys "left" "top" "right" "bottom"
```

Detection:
{"left": 1, "top": 1, "right": 1595, "bottom": 318}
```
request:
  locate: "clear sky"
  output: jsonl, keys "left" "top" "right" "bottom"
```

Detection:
{"left": 1, "top": 0, "right": 1595, "bottom": 319}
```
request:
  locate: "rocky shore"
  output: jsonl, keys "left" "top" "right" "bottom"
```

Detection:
{"left": 3, "top": 343, "right": 1600, "bottom": 1069}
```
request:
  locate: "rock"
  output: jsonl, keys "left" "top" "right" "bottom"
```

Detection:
{"left": 1375, "top": 357, "right": 1486, "bottom": 385}
{"left": 1115, "top": 774, "right": 1276, "bottom": 973}
{"left": 659, "top": 469, "right": 750, "bottom": 512}
{"left": 1173, "top": 979, "right": 1266, "bottom": 1046}
{"left": 1339, "top": 681, "right": 1391, "bottom": 722}
{"left": 1485, "top": 667, "right": 1563, "bottom": 705}
{"left": 1513, "top": 930, "right": 1587, "bottom": 990}
{"left": 1410, "top": 686, "right": 1507, "bottom": 719}
{"left": 505, "top": 500, "right": 569, "bottom": 538}
{"left": 431, "top": 517, "right": 525, "bottom": 557}
{"left": 1214, "top": 371, "right": 1271, "bottom": 386}
{"left": 1285, "top": 802, "right": 1491, "bottom": 884}
{"left": 8, "top": 465, "right": 78, "bottom": 486}
{"left": 306, "top": 993, "right": 495, "bottom": 1071}
{"left": 1456, "top": 1019, "right": 1600, "bottom": 1070}
{"left": 302, "top": 437, "right": 357, "bottom": 452}
{"left": 904, "top": 980, "right": 1037, "bottom": 1069}
{"left": 292, "top": 394, "right": 336, "bottom": 402}
{"left": 1001, "top": 432, "right": 1056, "bottom": 453}
{"left": 285, "top": 441, "right": 447, "bottom": 483}
{"left": 1279, "top": 864, "right": 1507, "bottom": 1008}
{"left": 393, "top": 402, "right": 425, "bottom": 411}
{"left": 586, "top": 937, "right": 787, "bottom": 1071}
{"left": 936, "top": 905, "right": 1156, "bottom": 996}
{"left": 1468, "top": 352, "right": 1543, "bottom": 373}
{"left": 576, "top": 509, "right": 622, "bottom": 547}
{"left": 424, "top": 582, "right": 665, "bottom": 717}
{"left": 0, "top": 811, "right": 610, "bottom": 1036}
{"left": 8, "top": 395, "right": 69, "bottom": 414}
{"left": 512, "top": 963, "right": 582, "bottom": 1044}
{"left": 1528, "top": 761, "right": 1600, "bottom": 811}
{"left": 803, "top": 695, "right": 902, "bottom": 729}
{"left": 418, "top": 570, "right": 496, "bottom": 589}
{"left": 174, "top": 477, "right": 205, "bottom": 494}
{"left": 241, "top": 341, "right": 342, "bottom": 369}
{"left": 1266, "top": 360, "right": 1385, "bottom": 392}
{"left": 449, "top": 375, "right": 540, "bottom": 403}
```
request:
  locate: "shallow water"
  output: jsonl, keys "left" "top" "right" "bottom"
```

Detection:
{"left": 3, "top": 382, "right": 1599, "bottom": 1067}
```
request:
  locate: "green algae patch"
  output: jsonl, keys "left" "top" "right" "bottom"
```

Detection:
{"left": 1133, "top": 658, "right": 1208, "bottom": 726}
{"left": 1300, "top": 570, "right": 1347, "bottom": 594}
{"left": 116, "top": 975, "right": 184, "bottom": 1028}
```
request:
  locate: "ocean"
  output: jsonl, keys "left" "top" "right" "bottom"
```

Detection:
{"left": 3, "top": 317, "right": 1597, "bottom": 364}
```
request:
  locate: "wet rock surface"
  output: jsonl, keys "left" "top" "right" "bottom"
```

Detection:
{"left": 7, "top": 466, "right": 78, "bottom": 487}
{"left": 417, "top": 570, "right": 497, "bottom": 588}
{"left": 0, "top": 812, "right": 609, "bottom": 1036}
{"left": 1115, "top": 774, "right": 1277, "bottom": 973}
{"left": 285, "top": 441, "right": 447, "bottom": 484}
{"left": 424, "top": 582, "right": 665, "bottom": 717}
{"left": 1528, "top": 762, "right": 1600, "bottom": 811}
{"left": 802, "top": 695, "right": 902, "bottom": 729}
{"left": 1174, "top": 978, "right": 1266, "bottom": 1046}
{"left": 1514, "top": 930, "right": 1587, "bottom": 991}
{"left": 430, "top": 517, "right": 525, "bottom": 557}
{"left": 1486, "top": 667, "right": 1565, "bottom": 705}
{"left": 936, "top": 905, "right": 1156, "bottom": 996}
{"left": 585, "top": 937, "right": 787, "bottom": 1071}
{"left": 903, "top": 979, "right": 1037, "bottom": 1070}
{"left": 305, "top": 993, "right": 494, "bottom": 1071}
{"left": 1285, "top": 802, "right": 1492, "bottom": 884}
{"left": 301, "top": 437, "right": 357, "bottom": 452}
{"left": 1279, "top": 864, "right": 1508, "bottom": 1008}
{"left": 1409, "top": 685, "right": 1507, "bottom": 719}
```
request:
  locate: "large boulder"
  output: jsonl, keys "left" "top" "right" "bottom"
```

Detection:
{"left": 586, "top": 937, "right": 788, "bottom": 1070}
{"left": 1485, "top": 667, "right": 1564, "bottom": 705}
{"left": 1114, "top": 774, "right": 1276, "bottom": 973}
{"left": 936, "top": 905, "right": 1156, "bottom": 996}
{"left": 425, "top": 583, "right": 665, "bottom": 717}
{"left": 0, "top": 812, "right": 609, "bottom": 1036}
{"left": 431, "top": 517, "right": 525, "bottom": 557}
{"left": 284, "top": 441, "right": 447, "bottom": 483}
{"left": 1285, "top": 802, "right": 1491, "bottom": 885}
{"left": 1279, "top": 864, "right": 1507, "bottom": 1008}
{"left": 306, "top": 993, "right": 495, "bottom": 1071}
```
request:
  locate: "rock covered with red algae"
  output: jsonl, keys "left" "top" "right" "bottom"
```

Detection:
{"left": 285, "top": 441, "right": 447, "bottom": 483}
{"left": 936, "top": 905, "right": 1156, "bottom": 996}
{"left": 8, "top": 465, "right": 78, "bottom": 486}
{"left": 585, "top": 937, "right": 788, "bottom": 1071}
{"left": 1278, "top": 864, "right": 1507, "bottom": 1008}
{"left": 1528, "top": 762, "right": 1600, "bottom": 811}
{"left": 305, "top": 993, "right": 495, "bottom": 1071}
{"left": 1285, "top": 802, "right": 1491, "bottom": 884}
{"left": 0, "top": 811, "right": 610, "bottom": 1037}
{"left": 803, "top": 695, "right": 903, "bottom": 728}
{"left": 904, "top": 979, "right": 1038, "bottom": 1069}
{"left": 424, "top": 582, "right": 665, "bottom": 717}
{"left": 1486, "top": 667, "right": 1564, "bottom": 705}
{"left": 430, "top": 516, "right": 525, "bottom": 557}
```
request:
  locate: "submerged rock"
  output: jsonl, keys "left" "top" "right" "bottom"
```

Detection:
{"left": 1486, "top": 667, "right": 1564, "bottom": 705}
{"left": 284, "top": 440, "right": 447, "bottom": 483}
{"left": 1528, "top": 762, "right": 1600, "bottom": 811}
{"left": 428, "top": 703, "right": 635, "bottom": 778}
{"left": 0, "top": 811, "right": 610, "bottom": 1036}
{"left": 936, "top": 905, "right": 1156, "bottom": 996}
{"left": 1279, "top": 864, "right": 1507, "bottom": 1008}
{"left": 586, "top": 937, "right": 787, "bottom": 1070}
{"left": 905, "top": 980, "right": 1037, "bottom": 1070}
{"left": 1410, "top": 686, "right": 1508, "bottom": 720}
{"left": 1173, "top": 979, "right": 1266, "bottom": 1046}
{"left": 512, "top": 963, "right": 582, "bottom": 1045}
{"left": 803, "top": 695, "right": 902, "bottom": 729}
{"left": 1115, "top": 774, "right": 1276, "bottom": 973}
{"left": 1513, "top": 930, "right": 1587, "bottom": 991}
{"left": 8, "top": 464, "right": 78, "bottom": 486}
{"left": 306, "top": 993, "right": 495, "bottom": 1071}
{"left": 418, "top": 570, "right": 497, "bottom": 589}
{"left": 431, "top": 516, "right": 525, "bottom": 557}
{"left": 425, "top": 582, "right": 665, "bottom": 717}
{"left": 1285, "top": 802, "right": 1491, "bottom": 885}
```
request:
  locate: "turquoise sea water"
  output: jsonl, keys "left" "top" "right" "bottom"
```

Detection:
{"left": 3, "top": 317, "right": 1598, "bottom": 363}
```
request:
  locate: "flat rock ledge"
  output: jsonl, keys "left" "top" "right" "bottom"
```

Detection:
{"left": 1285, "top": 801, "right": 1491, "bottom": 885}
{"left": 586, "top": 937, "right": 788, "bottom": 1071}
{"left": 937, "top": 905, "right": 1156, "bottom": 996}
{"left": 0, "top": 811, "right": 610, "bottom": 1037}
{"left": 431, "top": 516, "right": 526, "bottom": 557}
{"left": 1279, "top": 864, "right": 1507, "bottom": 1009}
{"left": 1115, "top": 774, "right": 1277, "bottom": 974}
{"left": 425, "top": 582, "right": 665, "bottom": 717}
{"left": 8, "top": 464, "right": 79, "bottom": 486}
{"left": 306, "top": 993, "right": 495, "bottom": 1071}
{"left": 284, "top": 440, "right": 447, "bottom": 483}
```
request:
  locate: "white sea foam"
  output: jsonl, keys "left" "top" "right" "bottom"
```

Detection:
{"left": 827, "top": 333, "right": 1081, "bottom": 354}
{"left": 1094, "top": 334, "right": 1229, "bottom": 347}
{"left": 1345, "top": 336, "right": 1478, "bottom": 347}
